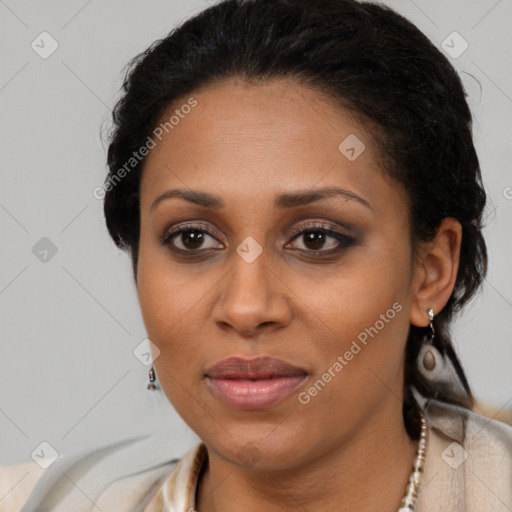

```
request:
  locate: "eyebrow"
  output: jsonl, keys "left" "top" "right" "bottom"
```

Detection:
{"left": 149, "top": 186, "right": 372, "bottom": 212}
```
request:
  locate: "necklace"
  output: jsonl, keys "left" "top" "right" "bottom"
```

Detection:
{"left": 397, "top": 411, "right": 428, "bottom": 511}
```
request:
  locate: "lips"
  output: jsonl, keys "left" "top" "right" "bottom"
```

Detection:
{"left": 206, "top": 356, "right": 308, "bottom": 379}
{"left": 205, "top": 356, "right": 308, "bottom": 410}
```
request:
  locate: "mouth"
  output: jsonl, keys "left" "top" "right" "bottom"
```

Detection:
{"left": 205, "top": 356, "right": 308, "bottom": 410}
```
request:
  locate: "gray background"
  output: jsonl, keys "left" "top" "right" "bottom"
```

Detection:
{"left": 1, "top": 0, "right": 511, "bottom": 464}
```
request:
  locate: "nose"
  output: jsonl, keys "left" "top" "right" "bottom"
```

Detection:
{"left": 211, "top": 249, "right": 292, "bottom": 338}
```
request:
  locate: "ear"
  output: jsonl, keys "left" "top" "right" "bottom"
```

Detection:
{"left": 409, "top": 217, "right": 462, "bottom": 327}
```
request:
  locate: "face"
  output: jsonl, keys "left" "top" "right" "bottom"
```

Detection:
{"left": 137, "top": 77, "right": 416, "bottom": 470}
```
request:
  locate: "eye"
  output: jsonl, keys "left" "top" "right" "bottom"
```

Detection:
{"left": 285, "top": 222, "right": 355, "bottom": 254}
{"left": 159, "top": 223, "right": 224, "bottom": 253}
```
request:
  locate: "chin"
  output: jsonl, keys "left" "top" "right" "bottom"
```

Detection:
{"left": 205, "top": 427, "right": 315, "bottom": 471}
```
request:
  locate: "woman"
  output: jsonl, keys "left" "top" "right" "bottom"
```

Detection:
{"left": 3, "top": 0, "right": 511, "bottom": 510}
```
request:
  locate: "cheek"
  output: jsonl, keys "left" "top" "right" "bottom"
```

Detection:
{"left": 298, "top": 235, "right": 412, "bottom": 401}
{"left": 309, "top": 233, "right": 410, "bottom": 334}
{"left": 312, "top": 279, "right": 406, "bottom": 375}
{"left": 136, "top": 238, "right": 197, "bottom": 358}
{"left": 135, "top": 236, "right": 225, "bottom": 397}
{"left": 137, "top": 228, "right": 199, "bottom": 333}
{"left": 137, "top": 267, "right": 202, "bottom": 354}
{"left": 136, "top": 263, "right": 205, "bottom": 409}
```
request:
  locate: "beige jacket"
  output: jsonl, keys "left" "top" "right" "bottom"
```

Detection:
{"left": 1, "top": 399, "right": 511, "bottom": 511}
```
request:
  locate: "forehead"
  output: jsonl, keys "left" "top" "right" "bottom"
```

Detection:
{"left": 139, "top": 77, "right": 403, "bottom": 215}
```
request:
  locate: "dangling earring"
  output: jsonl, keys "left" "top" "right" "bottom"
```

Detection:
{"left": 421, "top": 308, "right": 436, "bottom": 370}
{"left": 147, "top": 365, "right": 157, "bottom": 390}
{"left": 416, "top": 307, "right": 469, "bottom": 402}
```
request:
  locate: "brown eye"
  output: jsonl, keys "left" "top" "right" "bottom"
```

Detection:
{"left": 160, "top": 224, "right": 224, "bottom": 253}
{"left": 300, "top": 230, "right": 330, "bottom": 250}
{"left": 286, "top": 225, "right": 355, "bottom": 254}
{"left": 177, "top": 229, "right": 207, "bottom": 250}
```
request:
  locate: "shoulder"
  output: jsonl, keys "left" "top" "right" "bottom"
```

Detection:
{"left": 417, "top": 398, "right": 512, "bottom": 511}
{"left": 1, "top": 431, "right": 190, "bottom": 512}
{"left": 0, "top": 462, "right": 44, "bottom": 512}
{"left": 425, "top": 397, "right": 512, "bottom": 452}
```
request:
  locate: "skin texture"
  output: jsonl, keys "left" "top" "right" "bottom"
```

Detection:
{"left": 136, "top": 77, "right": 462, "bottom": 512}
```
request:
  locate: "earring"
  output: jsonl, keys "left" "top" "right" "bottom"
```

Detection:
{"left": 421, "top": 308, "right": 436, "bottom": 370}
{"left": 416, "top": 307, "right": 469, "bottom": 402}
{"left": 147, "top": 365, "right": 157, "bottom": 390}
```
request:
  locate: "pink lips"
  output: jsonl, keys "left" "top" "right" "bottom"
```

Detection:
{"left": 205, "top": 356, "right": 308, "bottom": 410}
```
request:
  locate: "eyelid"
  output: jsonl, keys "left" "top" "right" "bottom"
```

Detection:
{"left": 161, "top": 221, "right": 225, "bottom": 244}
{"left": 286, "top": 220, "right": 353, "bottom": 239}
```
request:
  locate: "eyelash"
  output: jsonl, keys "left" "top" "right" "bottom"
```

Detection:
{"left": 159, "top": 221, "right": 356, "bottom": 257}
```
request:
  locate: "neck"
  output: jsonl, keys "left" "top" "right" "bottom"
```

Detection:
{"left": 195, "top": 401, "right": 418, "bottom": 512}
